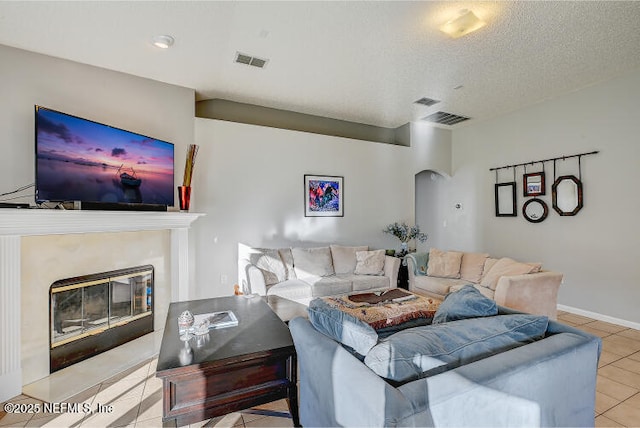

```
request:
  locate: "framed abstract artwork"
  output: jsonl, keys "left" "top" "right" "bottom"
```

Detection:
{"left": 304, "top": 174, "right": 343, "bottom": 217}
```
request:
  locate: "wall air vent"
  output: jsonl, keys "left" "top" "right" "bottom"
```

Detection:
{"left": 414, "top": 97, "right": 440, "bottom": 107}
{"left": 235, "top": 52, "right": 268, "bottom": 69}
{"left": 422, "top": 111, "right": 470, "bottom": 126}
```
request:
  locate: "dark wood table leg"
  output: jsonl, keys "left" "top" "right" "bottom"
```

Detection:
{"left": 287, "top": 354, "right": 300, "bottom": 427}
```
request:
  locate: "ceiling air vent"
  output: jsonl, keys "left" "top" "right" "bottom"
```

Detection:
{"left": 422, "top": 111, "right": 470, "bottom": 126}
{"left": 235, "top": 52, "right": 268, "bottom": 69}
{"left": 414, "top": 97, "right": 440, "bottom": 107}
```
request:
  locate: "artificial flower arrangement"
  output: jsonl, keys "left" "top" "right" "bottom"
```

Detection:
{"left": 383, "top": 222, "right": 428, "bottom": 243}
{"left": 182, "top": 144, "right": 199, "bottom": 188}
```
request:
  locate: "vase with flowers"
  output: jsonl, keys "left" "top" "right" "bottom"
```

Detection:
{"left": 383, "top": 222, "right": 428, "bottom": 256}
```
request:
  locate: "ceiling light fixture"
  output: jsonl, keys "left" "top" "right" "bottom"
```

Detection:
{"left": 440, "top": 9, "right": 486, "bottom": 38}
{"left": 152, "top": 35, "right": 175, "bottom": 49}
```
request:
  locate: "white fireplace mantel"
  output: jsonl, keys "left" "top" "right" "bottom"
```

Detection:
{"left": 0, "top": 209, "right": 203, "bottom": 236}
{"left": 0, "top": 208, "right": 204, "bottom": 402}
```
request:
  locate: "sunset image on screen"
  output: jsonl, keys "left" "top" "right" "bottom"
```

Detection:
{"left": 36, "top": 107, "right": 174, "bottom": 205}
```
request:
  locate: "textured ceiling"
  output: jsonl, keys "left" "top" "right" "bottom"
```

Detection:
{"left": 1, "top": 1, "right": 640, "bottom": 128}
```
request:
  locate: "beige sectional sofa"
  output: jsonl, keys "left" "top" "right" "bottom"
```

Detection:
{"left": 407, "top": 248, "right": 562, "bottom": 319}
{"left": 239, "top": 245, "right": 400, "bottom": 305}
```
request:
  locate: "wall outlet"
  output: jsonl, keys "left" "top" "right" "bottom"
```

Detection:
{"left": 220, "top": 274, "right": 228, "bottom": 285}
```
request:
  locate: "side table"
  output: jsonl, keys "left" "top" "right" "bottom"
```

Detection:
{"left": 397, "top": 260, "right": 409, "bottom": 290}
{"left": 156, "top": 296, "right": 300, "bottom": 426}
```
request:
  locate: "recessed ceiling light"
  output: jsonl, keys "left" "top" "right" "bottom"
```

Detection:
{"left": 152, "top": 35, "right": 175, "bottom": 49}
{"left": 440, "top": 9, "right": 486, "bottom": 38}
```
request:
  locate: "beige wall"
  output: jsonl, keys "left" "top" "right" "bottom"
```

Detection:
{"left": 419, "top": 68, "right": 640, "bottom": 324}
{"left": 191, "top": 118, "right": 452, "bottom": 298}
{"left": 0, "top": 44, "right": 195, "bottom": 207}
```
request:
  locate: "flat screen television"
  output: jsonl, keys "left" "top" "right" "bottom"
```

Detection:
{"left": 35, "top": 106, "right": 174, "bottom": 210}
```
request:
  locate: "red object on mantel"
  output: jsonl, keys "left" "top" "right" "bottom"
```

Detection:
{"left": 178, "top": 186, "right": 191, "bottom": 211}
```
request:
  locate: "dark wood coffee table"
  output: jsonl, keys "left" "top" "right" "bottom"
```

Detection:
{"left": 156, "top": 295, "right": 299, "bottom": 426}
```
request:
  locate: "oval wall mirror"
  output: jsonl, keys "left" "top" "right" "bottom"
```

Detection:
{"left": 552, "top": 175, "right": 583, "bottom": 216}
{"left": 522, "top": 198, "right": 549, "bottom": 223}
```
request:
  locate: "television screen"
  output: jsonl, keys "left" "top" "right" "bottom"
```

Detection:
{"left": 35, "top": 106, "right": 174, "bottom": 207}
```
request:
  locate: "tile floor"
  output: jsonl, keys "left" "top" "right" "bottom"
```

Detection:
{"left": 2, "top": 311, "right": 640, "bottom": 427}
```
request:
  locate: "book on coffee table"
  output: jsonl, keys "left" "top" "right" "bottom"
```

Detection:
{"left": 193, "top": 310, "right": 238, "bottom": 330}
{"left": 347, "top": 288, "right": 416, "bottom": 304}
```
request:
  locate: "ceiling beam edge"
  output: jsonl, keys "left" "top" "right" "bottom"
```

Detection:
{"left": 195, "top": 99, "right": 410, "bottom": 147}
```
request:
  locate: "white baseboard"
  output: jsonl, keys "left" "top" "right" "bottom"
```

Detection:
{"left": 557, "top": 304, "right": 640, "bottom": 331}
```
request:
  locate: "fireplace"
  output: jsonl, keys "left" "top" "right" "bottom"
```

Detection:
{"left": 0, "top": 210, "right": 201, "bottom": 403}
{"left": 49, "top": 265, "right": 154, "bottom": 372}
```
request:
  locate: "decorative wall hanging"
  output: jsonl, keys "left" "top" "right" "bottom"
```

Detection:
{"left": 304, "top": 174, "right": 343, "bottom": 217}
{"left": 490, "top": 150, "right": 598, "bottom": 220}
{"left": 522, "top": 198, "right": 549, "bottom": 223}
{"left": 494, "top": 168, "right": 517, "bottom": 217}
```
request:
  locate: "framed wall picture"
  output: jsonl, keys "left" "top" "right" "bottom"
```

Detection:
{"left": 495, "top": 182, "right": 517, "bottom": 217}
{"left": 304, "top": 175, "right": 343, "bottom": 217}
{"left": 523, "top": 172, "right": 546, "bottom": 197}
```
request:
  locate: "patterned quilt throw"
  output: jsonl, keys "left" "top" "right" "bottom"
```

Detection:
{"left": 321, "top": 289, "right": 441, "bottom": 330}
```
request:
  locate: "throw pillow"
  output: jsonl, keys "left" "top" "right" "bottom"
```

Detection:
{"left": 330, "top": 245, "right": 368, "bottom": 274}
{"left": 479, "top": 258, "right": 499, "bottom": 284}
{"left": 308, "top": 298, "right": 379, "bottom": 356}
{"left": 249, "top": 248, "right": 286, "bottom": 286}
{"left": 354, "top": 250, "right": 385, "bottom": 275}
{"left": 292, "top": 247, "right": 335, "bottom": 280}
{"left": 460, "top": 252, "right": 489, "bottom": 283}
{"left": 480, "top": 257, "right": 543, "bottom": 291}
{"left": 278, "top": 248, "right": 296, "bottom": 280}
{"left": 364, "top": 314, "right": 549, "bottom": 383}
{"left": 432, "top": 284, "right": 498, "bottom": 324}
{"left": 406, "top": 252, "right": 429, "bottom": 276}
{"left": 426, "top": 248, "right": 463, "bottom": 279}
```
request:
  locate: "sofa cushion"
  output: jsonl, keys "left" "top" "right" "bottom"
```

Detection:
{"left": 480, "top": 257, "right": 543, "bottom": 290}
{"left": 450, "top": 283, "right": 495, "bottom": 300}
{"left": 348, "top": 274, "right": 390, "bottom": 291}
{"left": 292, "top": 246, "right": 335, "bottom": 280}
{"left": 266, "top": 279, "right": 312, "bottom": 301}
{"left": 364, "top": 314, "right": 549, "bottom": 382}
{"left": 427, "top": 248, "right": 463, "bottom": 279}
{"left": 309, "top": 276, "right": 352, "bottom": 297}
{"left": 330, "top": 245, "right": 368, "bottom": 274}
{"left": 308, "top": 297, "right": 379, "bottom": 356}
{"left": 412, "top": 275, "right": 469, "bottom": 297}
{"left": 249, "top": 248, "right": 287, "bottom": 286}
{"left": 432, "top": 284, "right": 498, "bottom": 324}
{"left": 460, "top": 252, "right": 489, "bottom": 283}
{"left": 354, "top": 250, "right": 385, "bottom": 275}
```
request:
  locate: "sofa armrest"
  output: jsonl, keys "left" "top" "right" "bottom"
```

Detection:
{"left": 398, "top": 331, "right": 599, "bottom": 427}
{"left": 384, "top": 256, "right": 400, "bottom": 289}
{"left": 494, "top": 271, "right": 563, "bottom": 320}
{"left": 289, "top": 317, "right": 416, "bottom": 427}
{"left": 239, "top": 258, "right": 268, "bottom": 296}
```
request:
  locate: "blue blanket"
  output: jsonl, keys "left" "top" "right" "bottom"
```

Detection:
{"left": 406, "top": 252, "right": 429, "bottom": 276}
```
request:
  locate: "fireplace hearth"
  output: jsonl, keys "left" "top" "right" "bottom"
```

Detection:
{"left": 49, "top": 265, "right": 154, "bottom": 372}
